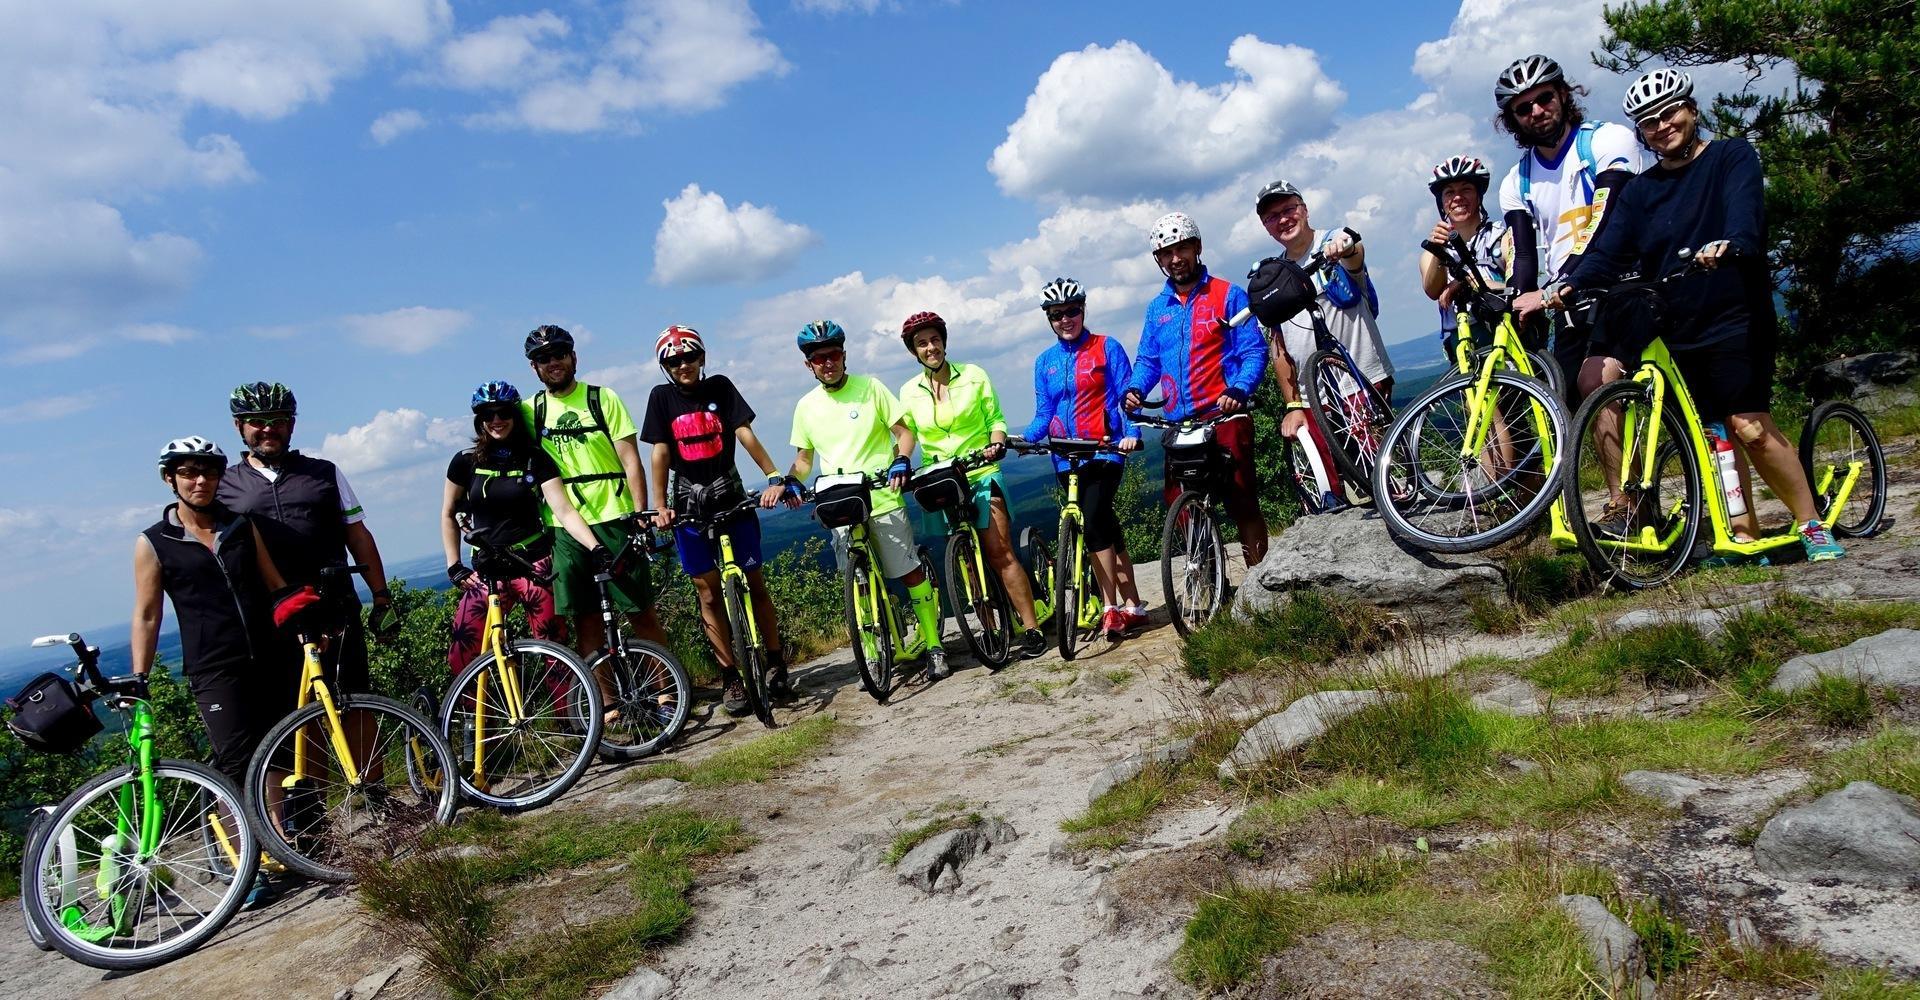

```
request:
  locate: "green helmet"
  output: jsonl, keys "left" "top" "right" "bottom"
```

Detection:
{"left": 229, "top": 381, "right": 297, "bottom": 417}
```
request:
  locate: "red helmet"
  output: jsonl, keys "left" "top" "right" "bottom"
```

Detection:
{"left": 655, "top": 324, "right": 705, "bottom": 363}
{"left": 900, "top": 310, "right": 946, "bottom": 350}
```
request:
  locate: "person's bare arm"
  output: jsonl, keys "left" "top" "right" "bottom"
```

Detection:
{"left": 540, "top": 480, "right": 605, "bottom": 551}
{"left": 440, "top": 479, "right": 464, "bottom": 571}
{"left": 131, "top": 538, "right": 163, "bottom": 677}
{"left": 650, "top": 441, "right": 673, "bottom": 527}
{"left": 343, "top": 521, "right": 388, "bottom": 596}
{"left": 614, "top": 435, "right": 648, "bottom": 511}
{"left": 252, "top": 523, "right": 289, "bottom": 591}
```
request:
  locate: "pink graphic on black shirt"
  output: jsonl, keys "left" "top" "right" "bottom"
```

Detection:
{"left": 672, "top": 410, "right": 725, "bottom": 462}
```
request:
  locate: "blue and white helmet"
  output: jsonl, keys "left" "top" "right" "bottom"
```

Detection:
{"left": 795, "top": 319, "right": 847, "bottom": 354}
{"left": 470, "top": 380, "right": 521, "bottom": 411}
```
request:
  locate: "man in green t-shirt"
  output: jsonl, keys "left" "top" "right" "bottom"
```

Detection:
{"left": 521, "top": 324, "right": 669, "bottom": 665}
{"left": 762, "top": 320, "right": 950, "bottom": 679}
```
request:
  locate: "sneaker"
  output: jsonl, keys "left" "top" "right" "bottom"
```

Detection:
{"left": 1016, "top": 629, "right": 1048, "bottom": 660}
{"left": 1121, "top": 606, "right": 1150, "bottom": 633}
{"left": 926, "top": 645, "right": 951, "bottom": 681}
{"left": 243, "top": 872, "right": 275, "bottom": 911}
{"left": 721, "top": 680, "right": 749, "bottom": 717}
{"left": 1594, "top": 497, "right": 1637, "bottom": 540}
{"left": 1800, "top": 519, "right": 1845, "bottom": 562}
{"left": 1100, "top": 607, "right": 1127, "bottom": 640}
{"left": 767, "top": 663, "right": 793, "bottom": 701}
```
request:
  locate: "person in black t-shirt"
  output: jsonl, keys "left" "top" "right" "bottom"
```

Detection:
{"left": 441, "top": 382, "right": 611, "bottom": 674}
{"left": 640, "top": 326, "right": 800, "bottom": 716}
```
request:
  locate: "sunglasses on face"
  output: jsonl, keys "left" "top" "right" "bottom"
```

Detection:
{"left": 477, "top": 406, "right": 517, "bottom": 422}
{"left": 243, "top": 415, "right": 292, "bottom": 429}
{"left": 171, "top": 465, "right": 221, "bottom": 482}
{"left": 530, "top": 349, "right": 571, "bottom": 365}
{"left": 665, "top": 353, "right": 705, "bottom": 369}
{"left": 1511, "top": 90, "right": 1559, "bottom": 117}
{"left": 1636, "top": 102, "right": 1688, "bottom": 132}
{"left": 1047, "top": 306, "right": 1084, "bottom": 323}
{"left": 805, "top": 348, "right": 846, "bottom": 366}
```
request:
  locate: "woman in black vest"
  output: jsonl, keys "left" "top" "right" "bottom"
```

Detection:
{"left": 131, "top": 436, "right": 295, "bottom": 783}
{"left": 441, "top": 382, "right": 608, "bottom": 677}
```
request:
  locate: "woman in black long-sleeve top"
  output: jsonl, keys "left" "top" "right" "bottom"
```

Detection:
{"left": 1547, "top": 68, "right": 1844, "bottom": 560}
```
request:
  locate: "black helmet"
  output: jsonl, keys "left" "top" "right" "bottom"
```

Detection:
{"left": 524, "top": 324, "right": 575, "bottom": 359}
{"left": 229, "top": 381, "right": 297, "bottom": 417}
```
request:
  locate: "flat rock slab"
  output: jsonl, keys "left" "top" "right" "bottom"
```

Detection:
{"left": 1236, "top": 507, "right": 1504, "bottom": 615}
{"left": 1753, "top": 781, "right": 1920, "bottom": 888}
{"left": 1621, "top": 770, "right": 1711, "bottom": 808}
{"left": 603, "top": 967, "right": 672, "bottom": 1000}
{"left": 897, "top": 818, "right": 1019, "bottom": 893}
{"left": 1556, "top": 894, "right": 1655, "bottom": 999}
{"left": 1771, "top": 629, "right": 1920, "bottom": 692}
{"left": 1218, "top": 690, "right": 1397, "bottom": 782}
{"left": 1472, "top": 677, "right": 1545, "bottom": 717}
{"left": 1088, "top": 738, "right": 1195, "bottom": 804}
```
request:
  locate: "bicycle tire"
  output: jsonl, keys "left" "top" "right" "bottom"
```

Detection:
{"left": 1284, "top": 434, "right": 1326, "bottom": 515}
{"left": 1054, "top": 518, "right": 1086, "bottom": 661}
{"left": 843, "top": 552, "right": 895, "bottom": 703}
{"left": 1563, "top": 379, "right": 1702, "bottom": 591}
{"left": 20, "top": 805, "right": 54, "bottom": 951}
{"left": 591, "top": 639, "right": 692, "bottom": 760}
{"left": 1162, "top": 490, "right": 1225, "bottom": 637}
{"left": 1302, "top": 349, "right": 1394, "bottom": 499}
{"left": 440, "top": 638, "right": 603, "bottom": 811}
{"left": 245, "top": 695, "right": 458, "bottom": 882}
{"left": 1374, "top": 368, "right": 1566, "bottom": 554}
{"left": 1799, "top": 401, "right": 1887, "bottom": 538}
{"left": 1023, "top": 526, "right": 1056, "bottom": 627}
{"left": 946, "top": 530, "right": 1014, "bottom": 669}
{"left": 26, "top": 760, "right": 258, "bottom": 969}
{"left": 723, "top": 577, "right": 775, "bottom": 728}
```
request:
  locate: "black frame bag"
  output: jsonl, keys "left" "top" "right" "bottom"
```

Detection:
{"left": 6, "top": 672, "right": 101, "bottom": 754}
{"left": 909, "top": 461, "right": 970, "bottom": 514}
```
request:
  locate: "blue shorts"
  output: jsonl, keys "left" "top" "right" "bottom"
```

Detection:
{"left": 918, "top": 471, "right": 1006, "bottom": 538}
{"left": 674, "top": 511, "right": 764, "bottom": 577}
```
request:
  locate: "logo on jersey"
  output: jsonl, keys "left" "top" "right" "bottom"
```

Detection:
{"left": 671, "top": 411, "right": 726, "bottom": 462}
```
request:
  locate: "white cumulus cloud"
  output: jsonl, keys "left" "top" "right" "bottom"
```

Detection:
{"left": 369, "top": 108, "right": 428, "bottom": 145}
{"left": 989, "top": 36, "right": 1345, "bottom": 202}
{"left": 436, "top": 11, "right": 570, "bottom": 90}
{"left": 342, "top": 306, "right": 472, "bottom": 354}
{"left": 317, "top": 407, "right": 466, "bottom": 476}
{"left": 651, "top": 184, "right": 819, "bottom": 286}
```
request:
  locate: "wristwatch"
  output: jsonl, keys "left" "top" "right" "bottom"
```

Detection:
{"left": 767, "top": 473, "right": 784, "bottom": 488}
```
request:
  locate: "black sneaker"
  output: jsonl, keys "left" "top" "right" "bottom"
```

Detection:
{"left": 926, "top": 646, "right": 951, "bottom": 681}
{"left": 767, "top": 663, "right": 794, "bottom": 702}
{"left": 1017, "top": 629, "right": 1048, "bottom": 660}
{"left": 721, "top": 680, "right": 749, "bottom": 717}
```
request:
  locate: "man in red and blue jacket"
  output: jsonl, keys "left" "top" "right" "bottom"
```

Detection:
{"left": 1124, "top": 212, "right": 1271, "bottom": 567}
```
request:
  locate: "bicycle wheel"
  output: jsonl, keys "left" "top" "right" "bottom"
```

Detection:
{"left": 1022, "top": 526, "right": 1056, "bottom": 627}
{"left": 723, "top": 577, "right": 774, "bottom": 728}
{"left": 1303, "top": 349, "right": 1394, "bottom": 499}
{"left": 26, "top": 761, "right": 258, "bottom": 969}
{"left": 591, "top": 639, "right": 692, "bottom": 760}
{"left": 843, "top": 552, "right": 895, "bottom": 703}
{"left": 1053, "top": 518, "right": 1087, "bottom": 661}
{"left": 1161, "top": 490, "right": 1226, "bottom": 638}
{"left": 245, "top": 695, "right": 458, "bottom": 882}
{"left": 946, "top": 530, "right": 1014, "bottom": 669}
{"left": 1799, "top": 401, "right": 1887, "bottom": 538}
{"left": 20, "top": 805, "right": 55, "bottom": 951}
{"left": 1563, "top": 378, "right": 1703, "bottom": 591}
{"left": 440, "top": 638, "right": 603, "bottom": 811}
{"left": 1375, "top": 369, "right": 1566, "bottom": 554}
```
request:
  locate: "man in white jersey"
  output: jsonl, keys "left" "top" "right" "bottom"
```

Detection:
{"left": 1493, "top": 54, "right": 1644, "bottom": 403}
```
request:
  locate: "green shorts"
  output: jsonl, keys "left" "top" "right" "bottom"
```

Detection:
{"left": 917, "top": 471, "right": 1006, "bottom": 537}
{"left": 552, "top": 520, "right": 654, "bottom": 618}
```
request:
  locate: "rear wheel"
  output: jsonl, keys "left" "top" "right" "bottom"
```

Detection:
{"left": 1799, "top": 401, "right": 1887, "bottom": 538}
{"left": 1054, "top": 519, "right": 1086, "bottom": 661}
{"left": 844, "top": 552, "right": 895, "bottom": 702}
{"left": 1303, "top": 349, "right": 1394, "bottom": 500}
{"left": 591, "top": 641, "right": 691, "bottom": 760}
{"left": 1023, "top": 526, "right": 1057, "bottom": 626}
{"left": 947, "top": 529, "right": 1014, "bottom": 669}
{"left": 26, "top": 761, "right": 258, "bottom": 970}
{"left": 723, "top": 577, "right": 774, "bottom": 728}
{"left": 440, "top": 638, "right": 602, "bottom": 811}
{"left": 1162, "top": 490, "right": 1225, "bottom": 637}
{"left": 1563, "top": 378, "right": 1702, "bottom": 591}
{"left": 21, "top": 804, "right": 53, "bottom": 951}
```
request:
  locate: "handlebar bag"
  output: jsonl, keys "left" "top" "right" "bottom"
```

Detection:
{"left": 813, "top": 473, "right": 873, "bottom": 529}
{"left": 6, "top": 672, "right": 101, "bottom": 754}
{"left": 909, "top": 460, "right": 970, "bottom": 513}
{"left": 1163, "top": 425, "right": 1221, "bottom": 484}
{"left": 1244, "top": 256, "right": 1317, "bottom": 328}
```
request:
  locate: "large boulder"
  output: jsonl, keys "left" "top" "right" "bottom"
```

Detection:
{"left": 896, "top": 817, "right": 1019, "bottom": 893}
{"left": 1236, "top": 507, "right": 1505, "bottom": 616}
{"left": 1217, "top": 690, "right": 1397, "bottom": 781}
{"left": 1809, "top": 351, "right": 1918, "bottom": 400}
{"left": 1753, "top": 781, "right": 1920, "bottom": 887}
{"left": 1770, "top": 629, "right": 1920, "bottom": 693}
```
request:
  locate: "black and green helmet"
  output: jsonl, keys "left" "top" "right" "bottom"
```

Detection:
{"left": 230, "top": 381, "right": 297, "bottom": 417}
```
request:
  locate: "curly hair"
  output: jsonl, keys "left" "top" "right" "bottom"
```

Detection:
{"left": 1493, "top": 82, "right": 1589, "bottom": 148}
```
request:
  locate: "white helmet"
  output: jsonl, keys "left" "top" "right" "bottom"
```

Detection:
{"left": 158, "top": 436, "right": 227, "bottom": 471}
{"left": 1039, "top": 277, "right": 1086, "bottom": 311}
{"left": 1149, "top": 212, "right": 1201, "bottom": 252}
{"left": 1495, "top": 54, "right": 1564, "bottom": 108}
{"left": 1623, "top": 67, "right": 1694, "bottom": 121}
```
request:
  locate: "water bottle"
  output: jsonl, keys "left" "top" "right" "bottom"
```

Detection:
{"left": 1706, "top": 422, "right": 1747, "bottom": 518}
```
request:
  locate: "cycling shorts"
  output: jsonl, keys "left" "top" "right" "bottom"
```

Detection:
{"left": 552, "top": 520, "right": 655, "bottom": 617}
{"left": 673, "top": 511, "right": 763, "bottom": 578}
{"left": 1162, "top": 414, "right": 1263, "bottom": 525}
{"left": 1062, "top": 462, "right": 1125, "bottom": 553}
{"left": 187, "top": 663, "right": 295, "bottom": 783}
{"left": 831, "top": 507, "right": 920, "bottom": 579}
{"left": 1586, "top": 289, "right": 1773, "bottom": 423}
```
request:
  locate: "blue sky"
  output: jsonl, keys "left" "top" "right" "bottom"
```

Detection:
{"left": 0, "top": 0, "right": 1663, "bottom": 645}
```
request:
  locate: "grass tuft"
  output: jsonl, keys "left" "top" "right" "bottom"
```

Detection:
{"left": 633, "top": 714, "right": 839, "bottom": 787}
{"left": 1809, "top": 726, "right": 1920, "bottom": 799}
{"left": 1182, "top": 592, "right": 1400, "bottom": 685}
{"left": 885, "top": 812, "right": 981, "bottom": 865}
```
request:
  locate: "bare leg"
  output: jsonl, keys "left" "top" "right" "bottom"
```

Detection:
{"left": 689, "top": 571, "right": 733, "bottom": 671}
{"left": 983, "top": 499, "right": 1039, "bottom": 630}
{"left": 1579, "top": 356, "right": 1627, "bottom": 500}
{"left": 1111, "top": 535, "right": 1142, "bottom": 607}
{"left": 1728, "top": 437, "right": 1760, "bottom": 542}
{"left": 1089, "top": 546, "right": 1124, "bottom": 607}
{"left": 1729, "top": 412, "right": 1819, "bottom": 524}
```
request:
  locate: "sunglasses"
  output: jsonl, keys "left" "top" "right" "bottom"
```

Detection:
{"left": 529, "top": 348, "right": 571, "bottom": 365}
{"left": 805, "top": 348, "right": 846, "bottom": 366}
{"left": 243, "top": 415, "right": 292, "bottom": 429}
{"left": 1046, "top": 306, "right": 1084, "bottom": 323}
{"left": 1510, "top": 89, "right": 1559, "bottom": 117}
{"left": 477, "top": 406, "right": 518, "bottom": 422}
{"left": 1636, "top": 102, "right": 1689, "bottom": 132}
{"left": 170, "top": 465, "right": 222, "bottom": 481}
{"left": 664, "top": 352, "right": 705, "bottom": 369}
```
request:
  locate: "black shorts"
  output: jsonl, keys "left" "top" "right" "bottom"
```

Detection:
{"left": 1061, "top": 462, "right": 1126, "bottom": 553}
{"left": 1586, "top": 287, "right": 1774, "bottom": 423}
{"left": 1671, "top": 336, "right": 1775, "bottom": 424}
{"left": 188, "top": 663, "right": 296, "bottom": 783}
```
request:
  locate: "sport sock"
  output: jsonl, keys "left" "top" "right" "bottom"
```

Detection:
{"left": 907, "top": 578, "right": 942, "bottom": 644}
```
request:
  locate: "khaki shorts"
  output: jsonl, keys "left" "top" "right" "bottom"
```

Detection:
{"left": 831, "top": 507, "right": 921, "bottom": 579}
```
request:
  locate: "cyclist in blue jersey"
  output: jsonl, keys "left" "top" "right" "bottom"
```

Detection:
{"left": 1027, "top": 278, "right": 1148, "bottom": 637}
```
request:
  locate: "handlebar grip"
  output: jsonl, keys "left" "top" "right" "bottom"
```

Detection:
{"left": 1420, "top": 239, "right": 1449, "bottom": 258}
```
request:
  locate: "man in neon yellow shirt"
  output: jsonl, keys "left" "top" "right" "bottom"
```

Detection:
{"left": 896, "top": 310, "right": 1047, "bottom": 661}
{"left": 762, "top": 320, "right": 949, "bottom": 679}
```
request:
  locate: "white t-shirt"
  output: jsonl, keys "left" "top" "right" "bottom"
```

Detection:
{"left": 1497, "top": 122, "right": 1644, "bottom": 278}
{"left": 1269, "top": 230, "right": 1394, "bottom": 386}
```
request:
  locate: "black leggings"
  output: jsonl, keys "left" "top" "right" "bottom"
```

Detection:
{"left": 1062, "top": 463, "right": 1125, "bottom": 553}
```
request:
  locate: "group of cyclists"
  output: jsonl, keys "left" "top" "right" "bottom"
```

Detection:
{"left": 124, "top": 53, "right": 1851, "bottom": 880}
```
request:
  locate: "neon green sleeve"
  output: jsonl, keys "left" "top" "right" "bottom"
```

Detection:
{"left": 600, "top": 387, "right": 638, "bottom": 440}
{"left": 979, "top": 366, "right": 1008, "bottom": 436}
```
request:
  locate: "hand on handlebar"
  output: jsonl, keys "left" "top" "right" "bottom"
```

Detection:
{"left": 1540, "top": 282, "right": 1572, "bottom": 313}
{"left": 1514, "top": 289, "right": 1548, "bottom": 322}
{"left": 1694, "top": 240, "right": 1732, "bottom": 270}
{"left": 651, "top": 508, "right": 676, "bottom": 530}
{"left": 1215, "top": 393, "right": 1246, "bottom": 415}
{"left": 1325, "top": 228, "right": 1360, "bottom": 261}
{"left": 590, "top": 544, "right": 618, "bottom": 573}
{"left": 1116, "top": 436, "right": 1141, "bottom": 453}
{"left": 886, "top": 457, "right": 911, "bottom": 491}
{"left": 447, "top": 562, "right": 479, "bottom": 591}
{"left": 1427, "top": 220, "right": 1454, "bottom": 246}
{"left": 1122, "top": 389, "right": 1144, "bottom": 413}
{"left": 983, "top": 441, "right": 1008, "bottom": 463}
